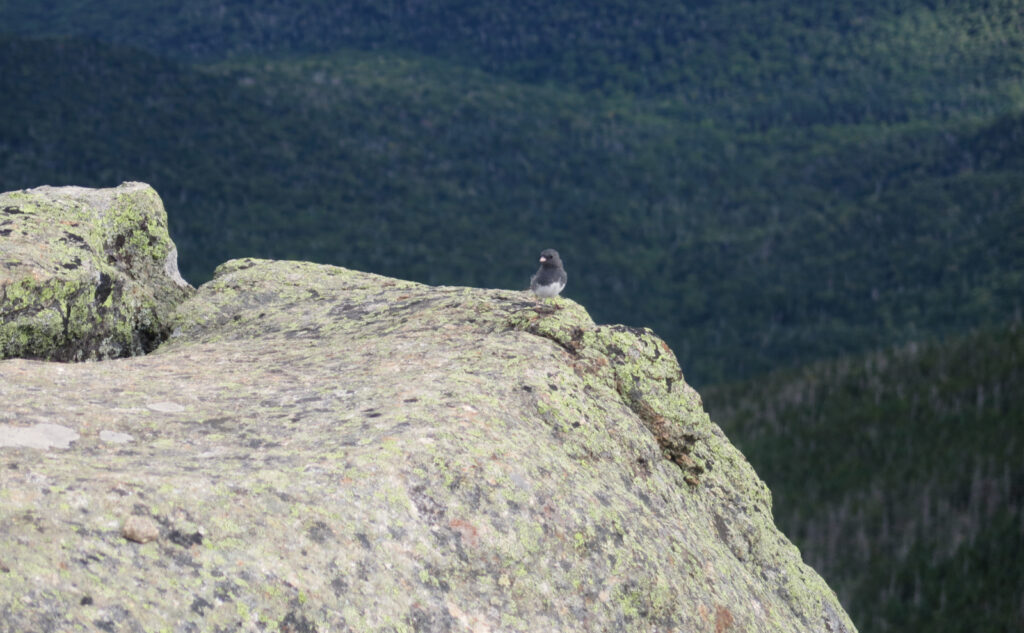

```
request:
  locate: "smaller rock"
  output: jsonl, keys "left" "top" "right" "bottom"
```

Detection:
{"left": 0, "top": 424, "right": 80, "bottom": 450}
{"left": 146, "top": 401, "right": 185, "bottom": 413}
{"left": 122, "top": 515, "right": 160, "bottom": 543}
{"left": 99, "top": 430, "right": 134, "bottom": 444}
{"left": 0, "top": 182, "right": 194, "bottom": 361}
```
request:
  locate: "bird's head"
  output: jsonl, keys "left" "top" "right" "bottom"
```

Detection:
{"left": 539, "top": 249, "right": 561, "bottom": 265}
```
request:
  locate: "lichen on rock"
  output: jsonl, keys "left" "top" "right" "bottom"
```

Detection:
{"left": 0, "top": 182, "right": 193, "bottom": 361}
{"left": 0, "top": 197, "right": 856, "bottom": 631}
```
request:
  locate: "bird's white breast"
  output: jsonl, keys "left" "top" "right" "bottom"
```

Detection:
{"left": 533, "top": 281, "right": 565, "bottom": 298}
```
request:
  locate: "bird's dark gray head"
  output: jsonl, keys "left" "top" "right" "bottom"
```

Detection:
{"left": 538, "top": 249, "right": 562, "bottom": 267}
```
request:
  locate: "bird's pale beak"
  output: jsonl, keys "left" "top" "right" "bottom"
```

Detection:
{"left": 539, "top": 256, "right": 547, "bottom": 263}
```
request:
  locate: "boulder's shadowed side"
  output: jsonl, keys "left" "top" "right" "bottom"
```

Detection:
{"left": 0, "top": 253, "right": 855, "bottom": 632}
{"left": 0, "top": 182, "right": 192, "bottom": 361}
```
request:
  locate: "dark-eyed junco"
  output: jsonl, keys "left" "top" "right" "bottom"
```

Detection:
{"left": 530, "top": 249, "right": 567, "bottom": 299}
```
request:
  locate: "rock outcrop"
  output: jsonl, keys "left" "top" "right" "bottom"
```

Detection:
{"left": 0, "top": 185, "right": 855, "bottom": 632}
{"left": 0, "top": 182, "right": 192, "bottom": 361}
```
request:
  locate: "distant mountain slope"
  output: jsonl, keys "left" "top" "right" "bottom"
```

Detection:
{"left": 1, "top": 35, "right": 1021, "bottom": 385}
{"left": 2, "top": 1, "right": 1022, "bottom": 124}
{"left": 704, "top": 319, "right": 1024, "bottom": 632}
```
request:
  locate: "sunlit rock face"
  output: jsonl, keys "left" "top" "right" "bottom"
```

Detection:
{"left": 0, "top": 183, "right": 854, "bottom": 632}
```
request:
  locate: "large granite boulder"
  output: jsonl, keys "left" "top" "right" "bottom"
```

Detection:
{"left": 0, "top": 253, "right": 856, "bottom": 632}
{"left": 0, "top": 182, "right": 192, "bottom": 361}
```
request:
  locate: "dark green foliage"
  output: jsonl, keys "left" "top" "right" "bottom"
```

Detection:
{"left": 3, "top": 2, "right": 1022, "bottom": 120}
{"left": 1, "top": 2, "right": 1022, "bottom": 389}
{"left": 705, "top": 320, "right": 1024, "bottom": 632}
{"left": 1, "top": 32, "right": 1020, "bottom": 387}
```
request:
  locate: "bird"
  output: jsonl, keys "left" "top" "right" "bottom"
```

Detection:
{"left": 530, "top": 249, "right": 567, "bottom": 300}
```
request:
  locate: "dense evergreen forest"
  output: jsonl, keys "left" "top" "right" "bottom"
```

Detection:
{"left": 706, "top": 319, "right": 1024, "bottom": 632}
{"left": 2, "top": 2, "right": 1021, "bottom": 630}
{"left": 2, "top": 1, "right": 1021, "bottom": 386}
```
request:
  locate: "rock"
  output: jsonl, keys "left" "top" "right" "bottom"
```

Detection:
{"left": 98, "top": 430, "right": 134, "bottom": 444}
{"left": 121, "top": 515, "right": 160, "bottom": 544}
{"left": 0, "top": 257, "right": 857, "bottom": 632}
{"left": 0, "top": 182, "right": 193, "bottom": 361}
{"left": 0, "top": 423, "right": 79, "bottom": 450}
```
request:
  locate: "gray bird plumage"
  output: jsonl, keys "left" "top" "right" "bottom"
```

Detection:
{"left": 530, "top": 249, "right": 567, "bottom": 299}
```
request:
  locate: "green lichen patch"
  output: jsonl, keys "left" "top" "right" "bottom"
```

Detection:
{"left": 0, "top": 183, "right": 193, "bottom": 361}
{"left": 0, "top": 258, "right": 855, "bottom": 632}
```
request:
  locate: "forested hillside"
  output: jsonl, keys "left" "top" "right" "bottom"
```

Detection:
{"left": 2, "top": 27, "right": 1020, "bottom": 385}
{"left": 4, "top": 2, "right": 1022, "bottom": 118}
{"left": 705, "top": 319, "right": 1024, "bottom": 632}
